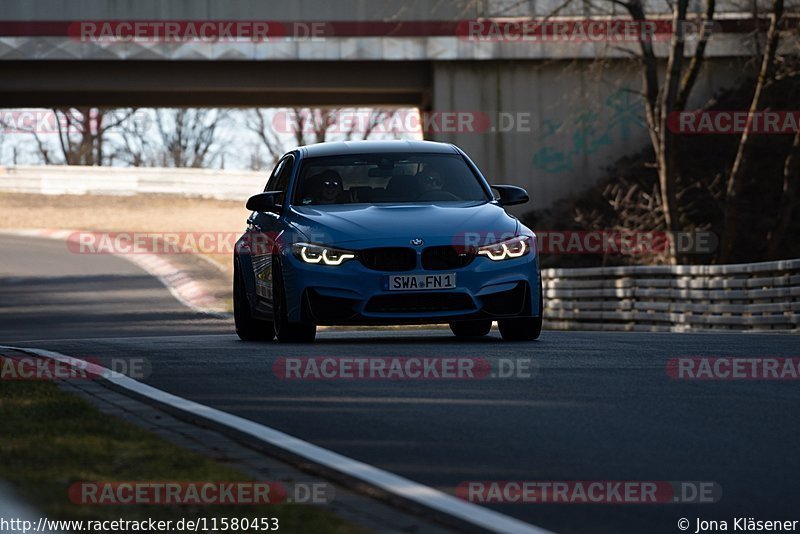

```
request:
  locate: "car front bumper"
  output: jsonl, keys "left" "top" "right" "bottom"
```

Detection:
{"left": 280, "top": 237, "right": 541, "bottom": 325}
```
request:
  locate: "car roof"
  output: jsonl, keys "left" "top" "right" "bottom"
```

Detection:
{"left": 295, "top": 140, "right": 460, "bottom": 158}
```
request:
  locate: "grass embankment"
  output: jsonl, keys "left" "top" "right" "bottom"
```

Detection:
{"left": 0, "top": 379, "right": 360, "bottom": 533}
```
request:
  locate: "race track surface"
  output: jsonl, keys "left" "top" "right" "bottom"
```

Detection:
{"left": 2, "top": 234, "right": 797, "bottom": 534}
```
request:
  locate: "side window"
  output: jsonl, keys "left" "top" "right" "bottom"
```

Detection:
{"left": 264, "top": 159, "right": 286, "bottom": 192}
{"left": 271, "top": 155, "right": 294, "bottom": 207}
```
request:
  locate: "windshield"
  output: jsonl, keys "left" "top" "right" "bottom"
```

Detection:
{"left": 292, "top": 153, "right": 490, "bottom": 206}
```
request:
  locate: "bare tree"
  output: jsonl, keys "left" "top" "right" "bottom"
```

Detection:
{"left": 247, "top": 107, "right": 401, "bottom": 168}
{"left": 29, "top": 108, "right": 133, "bottom": 166}
{"left": 347, "top": 108, "right": 397, "bottom": 140}
{"left": 611, "top": 0, "right": 717, "bottom": 263}
{"left": 154, "top": 109, "right": 228, "bottom": 168}
{"left": 245, "top": 109, "right": 284, "bottom": 168}
{"left": 306, "top": 108, "right": 338, "bottom": 144}
{"left": 719, "top": 0, "right": 785, "bottom": 262}
{"left": 112, "top": 109, "right": 157, "bottom": 167}
{"left": 766, "top": 126, "right": 800, "bottom": 258}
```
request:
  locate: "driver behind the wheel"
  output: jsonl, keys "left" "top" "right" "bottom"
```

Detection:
{"left": 415, "top": 165, "right": 444, "bottom": 197}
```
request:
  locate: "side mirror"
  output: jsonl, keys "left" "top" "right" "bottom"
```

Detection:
{"left": 492, "top": 185, "right": 529, "bottom": 206}
{"left": 246, "top": 191, "right": 281, "bottom": 212}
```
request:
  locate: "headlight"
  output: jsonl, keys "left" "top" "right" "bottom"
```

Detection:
{"left": 292, "top": 243, "right": 356, "bottom": 266}
{"left": 477, "top": 235, "right": 531, "bottom": 261}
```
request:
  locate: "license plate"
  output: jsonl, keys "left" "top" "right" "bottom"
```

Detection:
{"left": 387, "top": 273, "right": 456, "bottom": 291}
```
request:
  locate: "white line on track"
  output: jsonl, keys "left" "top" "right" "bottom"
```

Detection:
{"left": 0, "top": 345, "right": 552, "bottom": 534}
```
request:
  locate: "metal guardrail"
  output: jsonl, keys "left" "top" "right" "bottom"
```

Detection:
{"left": 542, "top": 259, "right": 800, "bottom": 332}
{"left": 0, "top": 165, "right": 265, "bottom": 200}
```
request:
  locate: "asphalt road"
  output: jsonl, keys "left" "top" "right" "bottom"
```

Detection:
{"left": 2, "top": 234, "right": 799, "bottom": 534}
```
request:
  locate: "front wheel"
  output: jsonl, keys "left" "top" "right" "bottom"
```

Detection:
{"left": 449, "top": 320, "right": 492, "bottom": 338}
{"left": 233, "top": 258, "right": 275, "bottom": 342}
{"left": 272, "top": 258, "right": 316, "bottom": 343}
{"left": 498, "top": 283, "right": 543, "bottom": 341}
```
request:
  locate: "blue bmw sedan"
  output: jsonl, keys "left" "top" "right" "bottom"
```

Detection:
{"left": 233, "top": 140, "right": 542, "bottom": 343}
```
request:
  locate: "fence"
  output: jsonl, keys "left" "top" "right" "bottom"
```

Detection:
{"left": 542, "top": 259, "right": 800, "bottom": 332}
{"left": 0, "top": 165, "right": 265, "bottom": 200}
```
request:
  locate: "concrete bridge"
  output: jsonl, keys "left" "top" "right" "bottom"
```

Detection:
{"left": 0, "top": 0, "right": 777, "bottom": 207}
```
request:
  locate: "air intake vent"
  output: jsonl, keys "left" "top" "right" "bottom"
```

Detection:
{"left": 359, "top": 247, "right": 417, "bottom": 271}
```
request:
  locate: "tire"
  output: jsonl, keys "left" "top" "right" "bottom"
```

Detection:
{"left": 233, "top": 258, "right": 275, "bottom": 342}
{"left": 272, "top": 258, "right": 316, "bottom": 343}
{"left": 449, "top": 320, "right": 492, "bottom": 338}
{"left": 498, "top": 282, "right": 543, "bottom": 342}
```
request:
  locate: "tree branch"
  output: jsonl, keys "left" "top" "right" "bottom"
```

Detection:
{"left": 676, "top": 0, "right": 716, "bottom": 110}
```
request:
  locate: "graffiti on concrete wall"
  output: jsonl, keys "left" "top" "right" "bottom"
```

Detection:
{"left": 532, "top": 88, "right": 646, "bottom": 174}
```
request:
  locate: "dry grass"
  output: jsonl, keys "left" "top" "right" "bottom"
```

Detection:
{"left": 0, "top": 192, "right": 247, "bottom": 276}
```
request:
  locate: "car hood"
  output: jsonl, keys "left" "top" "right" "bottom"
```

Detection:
{"left": 287, "top": 202, "right": 519, "bottom": 246}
